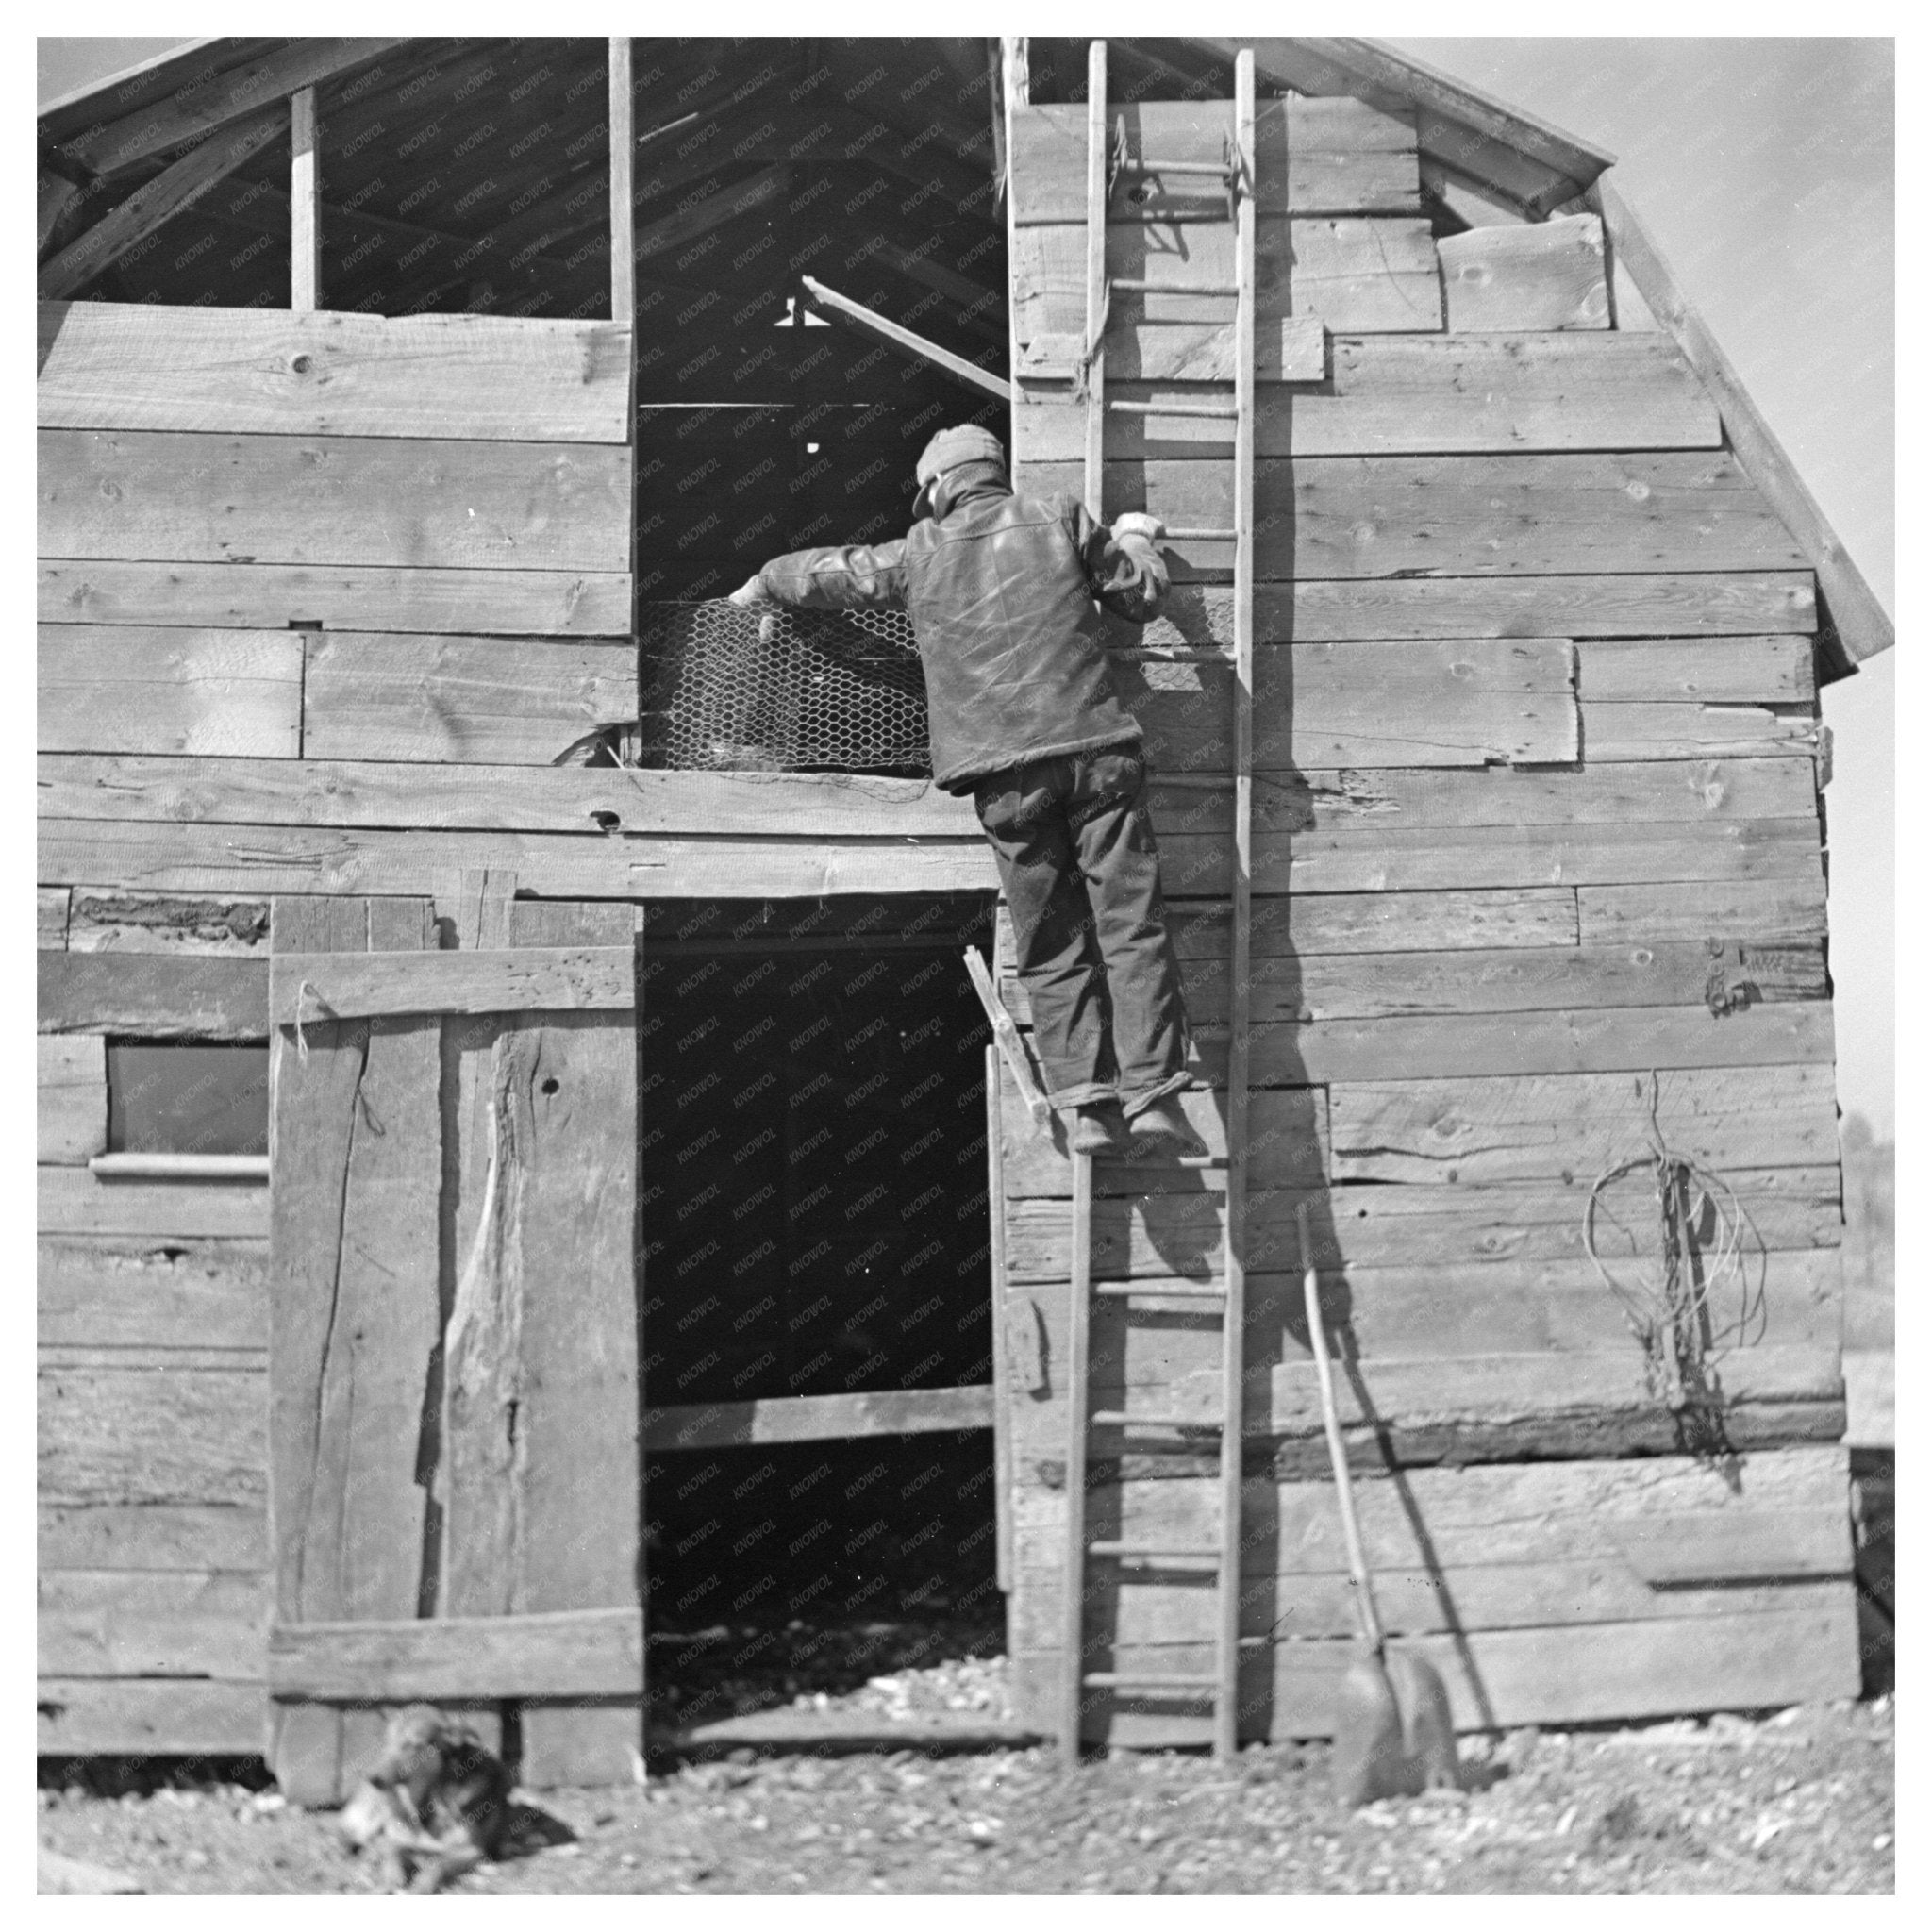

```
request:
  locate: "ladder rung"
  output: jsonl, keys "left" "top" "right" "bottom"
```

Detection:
{"left": 1119, "top": 158, "right": 1230, "bottom": 176}
{"left": 1108, "top": 399, "right": 1239, "bottom": 419}
{"left": 1091, "top": 1281, "right": 1227, "bottom": 1299}
{"left": 1090, "top": 1412, "right": 1223, "bottom": 1430}
{"left": 1109, "top": 278, "right": 1238, "bottom": 295}
{"left": 1088, "top": 1541, "right": 1224, "bottom": 1560}
{"left": 1083, "top": 1672, "right": 1221, "bottom": 1689}
{"left": 1164, "top": 526, "right": 1238, "bottom": 541}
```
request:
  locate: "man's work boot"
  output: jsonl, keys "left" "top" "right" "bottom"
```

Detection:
{"left": 1067, "top": 1104, "right": 1125, "bottom": 1157}
{"left": 1126, "top": 1095, "right": 1205, "bottom": 1156}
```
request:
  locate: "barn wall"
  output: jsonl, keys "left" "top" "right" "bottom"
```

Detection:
{"left": 997, "top": 89, "right": 1857, "bottom": 1742}
{"left": 37, "top": 299, "right": 636, "bottom": 1757}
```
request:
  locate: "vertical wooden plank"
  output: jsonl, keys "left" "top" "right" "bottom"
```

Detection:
{"left": 1082, "top": 40, "right": 1108, "bottom": 519}
{"left": 987, "top": 1047, "right": 1013, "bottom": 1597}
{"left": 1216, "top": 47, "right": 1258, "bottom": 1768}
{"left": 608, "top": 40, "right": 635, "bottom": 327}
{"left": 38, "top": 1035, "right": 107, "bottom": 1164}
{"left": 506, "top": 899, "right": 642, "bottom": 1788}
{"left": 290, "top": 87, "right": 320, "bottom": 313}
{"left": 1004, "top": 38, "right": 1029, "bottom": 489}
{"left": 269, "top": 894, "right": 441, "bottom": 1805}
{"left": 39, "top": 887, "right": 72, "bottom": 950}
{"left": 1060, "top": 1149, "right": 1094, "bottom": 1758}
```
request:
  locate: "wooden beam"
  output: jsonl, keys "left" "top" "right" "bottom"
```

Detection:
{"left": 269, "top": 1607, "right": 641, "bottom": 1702}
{"left": 38, "top": 167, "right": 82, "bottom": 258}
{"left": 269, "top": 945, "right": 635, "bottom": 1024}
{"left": 801, "top": 275, "right": 1013, "bottom": 404}
{"left": 289, "top": 87, "right": 319, "bottom": 311}
{"left": 1591, "top": 174, "right": 1892, "bottom": 675}
{"left": 632, "top": 163, "right": 790, "bottom": 264}
{"left": 59, "top": 37, "right": 408, "bottom": 177}
{"left": 39, "top": 104, "right": 289, "bottom": 300}
{"left": 608, "top": 39, "right": 634, "bottom": 326}
{"left": 39, "top": 951, "right": 268, "bottom": 1041}
{"left": 642, "top": 1385, "right": 994, "bottom": 1453}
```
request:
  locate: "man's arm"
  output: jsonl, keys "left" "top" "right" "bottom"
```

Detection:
{"left": 729, "top": 540, "right": 910, "bottom": 612}
{"left": 1067, "top": 502, "right": 1170, "bottom": 625}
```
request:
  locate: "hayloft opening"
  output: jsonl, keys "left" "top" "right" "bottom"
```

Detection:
{"left": 641, "top": 893, "right": 1000, "bottom": 1649}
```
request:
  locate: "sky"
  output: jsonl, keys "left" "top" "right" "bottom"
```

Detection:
{"left": 38, "top": 35, "right": 1895, "bottom": 1133}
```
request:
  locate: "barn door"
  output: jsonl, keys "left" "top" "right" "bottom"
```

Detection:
{"left": 265, "top": 876, "right": 640, "bottom": 1803}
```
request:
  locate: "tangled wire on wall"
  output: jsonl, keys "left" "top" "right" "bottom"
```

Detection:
{"left": 1583, "top": 1072, "right": 1770, "bottom": 1460}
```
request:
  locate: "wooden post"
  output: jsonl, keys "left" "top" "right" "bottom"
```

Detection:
{"left": 1081, "top": 40, "right": 1108, "bottom": 520}
{"left": 1059, "top": 1149, "right": 1094, "bottom": 1758}
{"left": 290, "top": 87, "right": 320, "bottom": 312}
{"left": 987, "top": 1046, "right": 1013, "bottom": 1597}
{"left": 608, "top": 38, "right": 635, "bottom": 326}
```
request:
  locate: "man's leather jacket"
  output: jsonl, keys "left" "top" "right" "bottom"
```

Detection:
{"left": 754, "top": 471, "right": 1168, "bottom": 793}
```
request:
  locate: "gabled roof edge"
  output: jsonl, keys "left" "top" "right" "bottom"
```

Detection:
{"left": 38, "top": 38, "right": 229, "bottom": 130}
{"left": 1592, "top": 175, "right": 1893, "bottom": 679}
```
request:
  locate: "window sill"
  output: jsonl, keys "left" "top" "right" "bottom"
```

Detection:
{"left": 88, "top": 1154, "right": 270, "bottom": 1182}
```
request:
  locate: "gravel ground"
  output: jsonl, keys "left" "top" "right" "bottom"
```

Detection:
{"left": 38, "top": 1659, "right": 1894, "bottom": 1895}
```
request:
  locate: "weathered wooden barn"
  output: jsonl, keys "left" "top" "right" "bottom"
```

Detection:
{"left": 38, "top": 36, "right": 1891, "bottom": 1793}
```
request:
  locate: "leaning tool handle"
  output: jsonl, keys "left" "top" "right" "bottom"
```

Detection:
{"left": 1297, "top": 1199, "right": 1386, "bottom": 1659}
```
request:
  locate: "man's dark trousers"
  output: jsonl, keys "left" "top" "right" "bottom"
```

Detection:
{"left": 972, "top": 746, "right": 1191, "bottom": 1115}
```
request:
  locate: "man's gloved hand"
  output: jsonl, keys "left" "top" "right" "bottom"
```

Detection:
{"left": 727, "top": 575, "right": 775, "bottom": 609}
{"left": 1110, "top": 511, "right": 1167, "bottom": 545}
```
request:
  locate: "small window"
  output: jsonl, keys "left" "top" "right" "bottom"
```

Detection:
{"left": 107, "top": 1044, "right": 269, "bottom": 1157}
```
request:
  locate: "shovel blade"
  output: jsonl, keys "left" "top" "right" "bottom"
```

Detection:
{"left": 1329, "top": 1657, "right": 1409, "bottom": 1807}
{"left": 1387, "top": 1648, "right": 1460, "bottom": 1792}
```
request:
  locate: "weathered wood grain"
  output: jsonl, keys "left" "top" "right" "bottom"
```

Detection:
{"left": 1577, "top": 875, "right": 1829, "bottom": 945}
{"left": 1017, "top": 315, "right": 1325, "bottom": 383}
{"left": 301, "top": 631, "right": 638, "bottom": 764}
{"left": 1576, "top": 637, "right": 1816, "bottom": 703}
{"left": 1011, "top": 97, "right": 1420, "bottom": 223}
{"left": 1166, "top": 889, "right": 1578, "bottom": 958}
{"left": 38, "top": 626, "right": 301, "bottom": 758}
{"left": 268, "top": 896, "right": 441, "bottom": 1807}
{"left": 1008, "top": 1599, "right": 1858, "bottom": 1742}
{"left": 40, "top": 1569, "right": 267, "bottom": 1678}
{"left": 1013, "top": 218, "right": 1443, "bottom": 339}
{"left": 39, "top": 886, "right": 70, "bottom": 949}
{"left": 1043, "top": 450, "right": 1805, "bottom": 582}
{"left": 1003, "top": 1165, "right": 1841, "bottom": 1283}
{"left": 38, "top": 1037, "right": 105, "bottom": 1164}
{"left": 38, "top": 1167, "right": 268, "bottom": 1240}
{"left": 1581, "top": 702, "right": 1821, "bottom": 761}
{"left": 38, "top": 558, "right": 634, "bottom": 636}
{"left": 1439, "top": 213, "right": 1609, "bottom": 331}
{"left": 269, "top": 1608, "right": 642, "bottom": 1702}
{"left": 39, "top": 1237, "right": 269, "bottom": 1350}
{"left": 39, "top": 950, "right": 269, "bottom": 1039}
{"left": 1014, "top": 335, "right": 1718, "bottom": 462}
{"left": 40, "top": 1503, "right": 267, "bottom": 1574}
{"left": 270, "top": 945, "right": 634, "bottom": 1024}
{"left": 37, "top": 1678, "right": 264, "bottom": 1757}
{"left": 645, "top": 1386, "right": 995, "bottom": 1451}
{"left": 1328, "top": 1063, "right": 1841, "bottom": 1184}
{"left": 65, "top": 891, "right": 267, "bottom": 957}
{"left": 39, "top": 1360, "right": 266, "bottom": 1507}
{"left": 38, "top": 303, "right": 634, "bottom": 442}
{"left": 39, "top": 430, "right": 631, "bottom": 573}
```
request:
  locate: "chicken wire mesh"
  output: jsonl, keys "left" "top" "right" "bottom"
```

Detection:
{"left": 636, "top": 600, "right": 931, "bottom": 774}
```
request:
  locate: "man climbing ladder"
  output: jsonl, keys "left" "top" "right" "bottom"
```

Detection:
{"left": 730, "top": 424, "right": 1200, "bottom": 1155}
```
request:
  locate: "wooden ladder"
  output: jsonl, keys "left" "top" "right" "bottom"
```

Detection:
{"left": 1058, "top": 41, "right": 1258, "bottom": 1765}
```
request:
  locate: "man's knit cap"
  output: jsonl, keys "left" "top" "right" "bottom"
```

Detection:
{"left": 914, "top": 425, "right": 1007, "bottom": 486}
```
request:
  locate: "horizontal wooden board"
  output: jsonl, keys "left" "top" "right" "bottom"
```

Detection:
{"left": 66, "top": 891, "right": 268, "bottom": 957}
{"left": 270, "top": 945, "right": 633, "bottom": 1022}
{"left": 37, "top": 1037, "right": 105, "bottom": 1165}
{"left": 39, "top": 949, "right": 269, "bottom": 1039}
{"left": 1607, "top": 1508, "right": 1854, "bottom": 1586}
{"left": 40, "top": 758, "right": 981, "bottom": 841}
{"left": 1003, "top": 1165, "right": 1841, "bottom": 1283}
{"left": 1167, "top": 889, "right": 1578, "bottom": 958}
{"left": 301, "top": 632, "right": 639, "bottom": 764}
{"left": 1328, "top": 1063, "right": 1842, "bottom": 1184}
{"left": 1012, "top": 218, "right": 1443, "bottom": 338}
{"left": 1122, "top": 638, "right": 1577, "bottom": 771}
{"left": 39, "top": 1360, "right": 266, "bottom": 1507}
{"left": 40, "top": 1568, "right": 266, "bottom": 1678}
{"left": 1174, "top": 999, "right": 1834, "bottom": 1087}
{"left": 268, "top": 1607, "right": 641, "bottom": 1702}
{"left": 38, "top": 558, "right": 634, "bottom": 636}
{"left": 1577, "top": 875, "right": 1829, "bottom": 945}
{"left": 38, "top": 1166, "right": 269, "bottom": 1241}
{"left": 39, "top": 886, "right": 69, "bottom": 947}
{"left": 644, "top": 1385, "right": 993, "bottom": 1452}
{"left": 38, "top": 626, "right": 301, "bottom": 758}
{"left": 1576, "top": 636, "right": 1816, "bottom": 704}
{"left": 38, "top": 303, "right": 634, "bottom": 442}
{"left": 1017, "top": 314, "right": 1326, "bottom": 382}
{"left": 40, "top": 1503, "right": 268, "bottom": 1574}
{"left": 37, "top": 1677, "right": 263, "bottom": 1757}
{"left": 1011, "top": 97, "right": 1420, "bottom": 223}
{"left": 1116, "top": 574, "right": 1819, "bottom": 647}
{"left": 1008, "top": 1599, "right": 1858, "bottom": 1743}
{"left": 1008, "top": 939, "right": 1828, "bottom": 1031}
{"left": 39, "top": 430, "right": 631, "bottom": 572}
{"left": 1014, "top": 336, "right": 1719, "bottom": 462}
{"left": 1438, "top": 214, "right": 1610, "bottom": 332}
{"left": 1029, "top": 451, "right": 1803, "bottom": 582}
{"left": 39, "top": 1237, "right": 269, "bottom": 1350}
{"left": 1581, "top": 702, "right": 1821, "bottom": 761}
